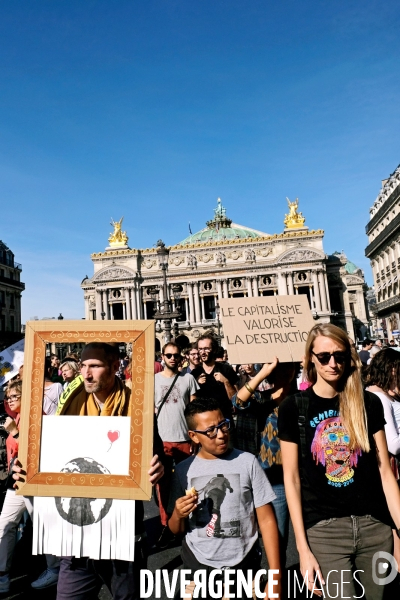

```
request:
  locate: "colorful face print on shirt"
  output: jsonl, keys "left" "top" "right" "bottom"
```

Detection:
{"left": 310, "top": 417, "right": 362, "bottom": 487}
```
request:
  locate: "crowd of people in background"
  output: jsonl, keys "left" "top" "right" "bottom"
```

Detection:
{"left": 0, "top": 331, "right": 400, "bottom": 598}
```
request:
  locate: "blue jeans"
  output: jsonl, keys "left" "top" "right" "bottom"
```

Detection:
{"left": 271, "top": 483, "right": 289, "bottom": 541}
{"left": 271, "top": 483, "right": 289, "bottom": 566}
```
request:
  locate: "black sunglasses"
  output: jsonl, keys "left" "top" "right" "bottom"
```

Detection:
{"left": 311, "top": 351, "right": 348, "bottom": 365}
{"left": 191, "top": 419, "right": 230, "bottom": 439}
{"left": 164, "top": 353, "right": 181, "bottom": 360}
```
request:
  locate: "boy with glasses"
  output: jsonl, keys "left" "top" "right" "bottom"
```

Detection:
{"left": 154, "top": 343, "right": 199, "bottom": 548}
{"left": 168, "top": 398, "right": 281, "bottom": 599}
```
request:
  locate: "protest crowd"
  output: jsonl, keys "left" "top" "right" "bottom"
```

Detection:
{"left": 1, "top": 326, "right": 400, "bottom": 600}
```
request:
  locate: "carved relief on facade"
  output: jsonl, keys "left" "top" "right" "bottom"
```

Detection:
{"left": 295, "top": 272, "right": 308, "bottom": 283}
{"left": 244, "top": 249, "right": 256, "bottom": 263}
{"left": 198, "top": 253, "right": 213, "bottom": 263}
{"left": 226, "top": 250, "right": 242, "bottom": 260}
{"left": 256, "top": 247, "right": 272, "bottom": 258}
{"left": 346, "top": 276, "right": 365, "bottom": 285}
{"left": 215, "top": 251, "right": 226, "bottom": 266}
{"left": 172, "top": 256, "right": 184, "bottom": 266}
{"left": 94, "top": 267, "right": 135, "bottom": 281}
{"left": 279, "top": 249, "right": 322, "bottom": 263}
{"left": 89, "top": 296, "right": 96, "bottom": 308}
{"left": 143, "top": 259, "right": 156, "bottom": 269}
{"left": 187, "top": 254, "right": 197, "bottom": 269}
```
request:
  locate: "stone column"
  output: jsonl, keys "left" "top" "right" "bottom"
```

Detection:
{"left": 277, "top": 270, "right": 287, "bottom": 296}
{"left": 287, "top": 273, "right": 294, "bottom": 295}
{"left": 216, "top": 280, "right": 223, "bottom": 300}
{"left": 222, "top": 279, "right": 229, "bottom": 298}
{"left": 185, "top": 297, "right": 189, "bottom": 322}
{"left": 125, "top": 288, "right": 131, "bottom": 319}
{"left": 200, "top": 295, "right": 205, "bottom": 321}
{"left": 309, "top": 284, "right": 314, "bottom": 310}
{"left": 131, "top": 285, "right": 138, "bottom": 319}
{"left": 188, "top": 284, "right": 194, "bottom": 323}
{"left": 312, "top": 271, "right": 322, "bottom": 312}
{"left": 143, "top": 300, "right": 147, "bottom": 319}
{"left": 246, "top": 277, "right": 253, "bottom": 297}
{"left": 193, "top": 282, "right": 201, "bottom": 323}
{"left": 136, "top": 285, "right": 143, "bottom": 318}
{"left": 84, "top": 296, "right": 90, "bottom": 320}
{"left": 95, "top": 290, "right": 102, "bottom": 320}
{"left": 322, "top": 272, "right": 331, "bottom": 312}
{"left": 252, "top": 277, "right": 259, "bottom": 297}
{"left": 318, "top": 272, "right": 328, "bottom": 312}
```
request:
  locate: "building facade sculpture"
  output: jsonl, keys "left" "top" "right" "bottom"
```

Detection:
{"left": 0, "top": 241, "right": 25, "bottom": 350}
{"left": 365, "top": 163, "right": 400, "bottom": 340}
{"left": 82, "top": 199, "right": 369, "bottom": 349}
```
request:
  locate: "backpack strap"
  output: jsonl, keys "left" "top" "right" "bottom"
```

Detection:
{"left": 294, "top": 392, "right": 309, "bottom": 463}
{"left": 156, "top": 372, "right": 180, "bottom": 420}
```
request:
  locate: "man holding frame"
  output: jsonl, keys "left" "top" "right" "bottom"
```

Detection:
{"left": 14, "top": 341, "right": 164, "bottom": 600}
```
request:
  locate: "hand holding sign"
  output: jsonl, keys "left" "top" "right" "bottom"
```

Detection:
{"left": 107, "top": 430, "right": 120, "bottom": 452}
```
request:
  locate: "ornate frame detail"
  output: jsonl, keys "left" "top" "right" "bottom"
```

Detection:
{"left": 17, "top": 320, "right": 155, "bottom": 500}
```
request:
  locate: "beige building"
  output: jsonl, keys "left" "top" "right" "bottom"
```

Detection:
{"left": 365, "top": 163, "right": 400, "bottom": 340}
{"left": 82, "top": 199, "right": 369, "bottom": 349}
{"left": 0, "top": 241, "right": 25, "bottom": 350}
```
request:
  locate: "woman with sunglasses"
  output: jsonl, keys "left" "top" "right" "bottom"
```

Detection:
{"left": 279, "top": 323, "right": 400, "bottom": 599}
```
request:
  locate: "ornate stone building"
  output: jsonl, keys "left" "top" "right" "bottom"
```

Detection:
{"left": 82, "top": 199, "right": 369, "bottom": 349}
{"left": 0, "top": 241, "right": 25, "bottom": 350}
{"left": 365, "top": 164, "right": 400, "bottom": 340}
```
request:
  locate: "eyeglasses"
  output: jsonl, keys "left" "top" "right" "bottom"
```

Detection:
{"left": 191, "top": 419, "right": 230, "bottom": 439}
{"left": 311, "top": 351, "right": 348, "bottom": 365}
{"left": 164, "top": 353, "right": 181, "bottom": 360}
{"left": 5, "top": 395, "right": 21, "bottom": 403}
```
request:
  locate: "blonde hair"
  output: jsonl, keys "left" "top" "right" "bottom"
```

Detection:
{"left": 60, "top": 361, "right": 80, "bottom": 377}
{"left": 304, "top": 323, "right": 370, "bottom": 452}
{"left": 6, "top": 380, "right": 22, "bottom": 397}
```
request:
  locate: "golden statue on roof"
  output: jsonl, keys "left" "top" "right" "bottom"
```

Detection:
{"left": 108, "top": 217, "right": 129, "bottom": 248}
{"left": 284, "top": 197, "right": 306, "bottom": 229}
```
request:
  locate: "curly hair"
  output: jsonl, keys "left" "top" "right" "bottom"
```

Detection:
{"left": 365, "top": 348, "right": 400, "bottom": 392}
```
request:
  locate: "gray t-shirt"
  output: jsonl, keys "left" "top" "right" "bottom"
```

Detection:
{"left": 154, "top": 372, "right": 199, "bottom": 442}
{"left": 168, "top": 449, "right": 276, "bottom": 567}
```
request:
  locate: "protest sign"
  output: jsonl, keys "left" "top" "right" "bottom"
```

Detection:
{"left": 33, "top": 416, "right": 136, "bottom": 561}
{"left": 219, "top": 295, "right": 315, "bottom": 363}
{"left": 0, "top": 338, "right": 24, "bottom": 386}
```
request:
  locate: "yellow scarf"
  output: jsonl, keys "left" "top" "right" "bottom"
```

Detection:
{"left": 56, "top": 375, "right": 130, "bottom": 416}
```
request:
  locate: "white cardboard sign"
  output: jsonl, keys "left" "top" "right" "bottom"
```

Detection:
{"left": 220, "top": 295, "right": 315, "bottom": 363}
{"left": 33, "top": 416, "right": 135, "bottom": 561}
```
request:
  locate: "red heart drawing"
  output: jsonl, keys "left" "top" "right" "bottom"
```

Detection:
{"left": 107, "top": 431, "right": 120, "bottom": 444}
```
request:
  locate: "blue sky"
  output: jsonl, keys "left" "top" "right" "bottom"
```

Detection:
{"left": 1, "top": 1, "right": 399, "bottom": 322}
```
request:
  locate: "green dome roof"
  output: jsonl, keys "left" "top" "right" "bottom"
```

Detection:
{"left": 178, "top": 199, "right": 268, "bottom": 245}
{"left": 344, "top": 260, "right": 359, "bottom": 274}
{"left": 331, "top": 251, "right": 360, "bottom": 274}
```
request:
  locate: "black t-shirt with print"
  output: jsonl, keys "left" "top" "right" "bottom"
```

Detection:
{"left": 278, "top": 388, "right": 392, "bottom": 529}
{"left": 191, "top": 362, "right": 238, "bottom": 418}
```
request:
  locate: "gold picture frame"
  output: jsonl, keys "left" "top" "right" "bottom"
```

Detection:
{"left": 16, "top": 320, "right": 155, "bottom": 500}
